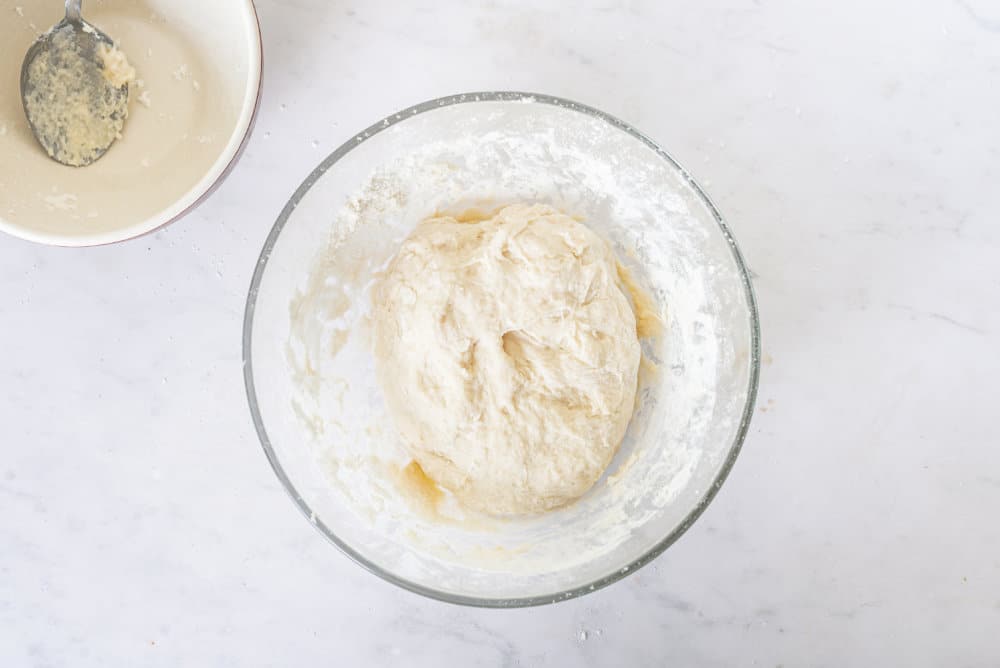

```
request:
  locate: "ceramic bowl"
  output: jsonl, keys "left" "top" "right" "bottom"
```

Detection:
{"left": 0, "top": 0, "right": 262, "bottom": 246}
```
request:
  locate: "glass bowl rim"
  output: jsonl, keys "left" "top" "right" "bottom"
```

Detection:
{"left": 242, "top": 90, "right": 761, "bottom": 608}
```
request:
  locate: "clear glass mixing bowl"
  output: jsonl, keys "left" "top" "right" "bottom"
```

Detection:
{"left": 243, "top": 92, "right": 760, "bottom": 607}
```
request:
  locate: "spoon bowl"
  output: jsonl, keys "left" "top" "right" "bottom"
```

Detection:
{"left": 20, "top": 0, "right": 132, "bottom": 167}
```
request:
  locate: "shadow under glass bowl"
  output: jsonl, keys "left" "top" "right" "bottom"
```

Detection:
{"left": 243, "top": 92, "right": 760, "bottom": 608}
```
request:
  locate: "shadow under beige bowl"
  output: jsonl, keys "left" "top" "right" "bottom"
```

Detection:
{"left": 0, "top": 0, "right": 262, "bottom": 246}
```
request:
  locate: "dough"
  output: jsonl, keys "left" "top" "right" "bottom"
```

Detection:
{"left": 372, "top": 204, "right": 641, "bottom": 514}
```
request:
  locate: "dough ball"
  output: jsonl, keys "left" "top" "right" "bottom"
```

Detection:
{"left": 372, "top": 204, "right": 641, "bottom": 514}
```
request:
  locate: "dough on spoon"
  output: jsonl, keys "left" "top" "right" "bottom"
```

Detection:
{"left": 372, "top": 203, "right": 641, "bottom": 515}
{"left": 21, "top": 25, "right": 134, "bottom": 167}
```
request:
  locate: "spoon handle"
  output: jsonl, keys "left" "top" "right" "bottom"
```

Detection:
{"left": 65, "top": 0, "right": 82, "bottom": 22}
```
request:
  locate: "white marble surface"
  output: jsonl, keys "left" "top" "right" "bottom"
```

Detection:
{"left": 2, "top": 0, "right": 999, "bottom": 665}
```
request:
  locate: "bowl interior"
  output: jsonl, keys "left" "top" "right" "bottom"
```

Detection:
{"left": 0, "top": 0, "right": 260, "bottom": 246}
{"left": 246, "top": 94, "right": 758, "bottom": 606}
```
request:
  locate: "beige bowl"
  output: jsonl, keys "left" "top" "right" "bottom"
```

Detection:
{"left": 0, "top": 0, "right": 262, "bottom": 246}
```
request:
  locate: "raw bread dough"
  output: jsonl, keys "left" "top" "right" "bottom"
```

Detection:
{"left": 372, "top": 204, "right": 641, "bottom": 514}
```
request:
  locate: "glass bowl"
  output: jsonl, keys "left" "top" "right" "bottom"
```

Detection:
{"left": 243, "top": 92, "right": 759, "bottom": 607}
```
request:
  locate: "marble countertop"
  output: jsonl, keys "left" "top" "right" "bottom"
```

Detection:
{"left": 2, "top": 0, "right": 999, "bottom": 665}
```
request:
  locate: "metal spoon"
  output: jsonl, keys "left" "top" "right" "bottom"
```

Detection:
{"left": 20, "top": 0, "right": 131, "bottom": 167}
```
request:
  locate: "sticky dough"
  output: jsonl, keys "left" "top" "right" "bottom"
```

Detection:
{"left": 372, "top": 204, "right": 641, "bottom": 514}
